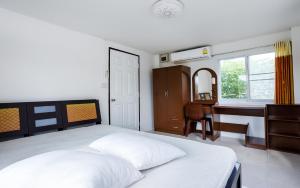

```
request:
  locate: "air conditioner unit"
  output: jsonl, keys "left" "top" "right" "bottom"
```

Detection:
{"left": 170, "top": 47, "right": 211, "bottom": 63}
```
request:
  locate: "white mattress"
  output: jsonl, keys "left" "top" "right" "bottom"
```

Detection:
{"left": 0, "top": 125, "right": 237, "bottom": 188}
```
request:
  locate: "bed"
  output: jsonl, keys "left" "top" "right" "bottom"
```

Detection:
{"left": 0, "top": 124, "right": 240, "bottom": 188}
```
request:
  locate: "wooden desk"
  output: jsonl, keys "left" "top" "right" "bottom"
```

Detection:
{"left": 213, "top": 105, "right": 264, "bottom": 116}
{"left": 212, "top": 105, "right": 266, "bottom": 150}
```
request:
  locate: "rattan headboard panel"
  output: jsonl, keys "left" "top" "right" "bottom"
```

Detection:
{"left": 0, "top": 108, "right": 20, "bottom": 133}
{"left": 66, "top": 103, "right": 97, "bottom": 123}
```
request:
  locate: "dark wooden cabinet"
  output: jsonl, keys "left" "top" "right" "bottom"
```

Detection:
{"left": 266, "top": 104, "right": 300, "bottom": 153}
{"left": 153, "top": 65, "right": 191, "bottom": 135}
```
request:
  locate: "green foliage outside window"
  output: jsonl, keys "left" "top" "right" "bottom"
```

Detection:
{"left": 221, "top": 59, "right": 247, "bottom": 99}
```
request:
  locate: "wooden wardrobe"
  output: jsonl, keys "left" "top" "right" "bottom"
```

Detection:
{"left": 153, "top": 65, "right": 191, "bottom": 135}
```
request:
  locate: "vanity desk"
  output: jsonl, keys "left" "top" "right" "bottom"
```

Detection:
{"left": 189, "top": 67, "right": 266, "bottom": 149}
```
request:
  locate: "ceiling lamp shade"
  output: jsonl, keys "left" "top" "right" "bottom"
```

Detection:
{"left": 152, "top": 0, "right": 184, "bottom": 18}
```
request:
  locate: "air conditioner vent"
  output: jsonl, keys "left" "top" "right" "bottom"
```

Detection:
{"left": 170, "top": 47, "right": 211, "bottom": 63}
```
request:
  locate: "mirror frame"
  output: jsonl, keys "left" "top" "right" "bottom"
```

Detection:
{"left": 192, "top": 68, "right": 218, "bottom": 104}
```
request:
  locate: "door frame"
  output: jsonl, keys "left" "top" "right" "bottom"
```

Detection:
{"left": 108, "top": 47, "right": 141, "bottom": 131}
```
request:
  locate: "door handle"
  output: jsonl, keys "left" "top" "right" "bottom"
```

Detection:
{"left": 111, "top": 99, "right": 116, "bottom": 102}
{"left": 164, "top": 90, "right": 169, "bottom": 97}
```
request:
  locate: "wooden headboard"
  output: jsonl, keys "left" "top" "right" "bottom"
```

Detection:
{"left": 0, "top": 99, "right": 101, "bottom": 140}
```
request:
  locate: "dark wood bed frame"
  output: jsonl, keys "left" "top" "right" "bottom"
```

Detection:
{"left": 226, "top": 163, "right": 242, "bottom": 188}
{"left": 0, "top": 99, "right": 241, "bottom": 188}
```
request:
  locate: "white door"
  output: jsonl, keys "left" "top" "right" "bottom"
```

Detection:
{"left": 110, "top": 49, "right": 139, "bottom": 130}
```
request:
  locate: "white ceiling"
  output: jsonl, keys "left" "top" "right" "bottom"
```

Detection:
{"left": 0, "top": 0, "right": 300, "bottom": 54}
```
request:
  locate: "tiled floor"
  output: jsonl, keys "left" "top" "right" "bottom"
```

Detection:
{"left": 155, "top": 132, "right": 300, "bottom": 188}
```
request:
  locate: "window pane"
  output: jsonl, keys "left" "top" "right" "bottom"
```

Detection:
{"left": 250, "top": 80, "right": 275, "bottom": 100}
{"left": 221, "top": 57, "right": 247, "bottom": 99}
{"left": 249, "top": 52, "right": 275, "bottom": 74}
{"left": 249, "top": 52, "right": 275, "bottom": 100}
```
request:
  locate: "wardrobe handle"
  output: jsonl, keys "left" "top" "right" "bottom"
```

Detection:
{"left": 164, "top": 90, "right": 168, "bottom": 97}
{"left": 166, "top": 90, "right": 169, "bottom": 97}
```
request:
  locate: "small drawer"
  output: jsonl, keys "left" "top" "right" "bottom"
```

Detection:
{"left": 170, "top": 125, "right": 181, "bottom": 130}
{"left": 168, "top": 120, "right": 184, "bottom": 127}
{"left": 167, "top": 121, "right": 184, "bottom": 132}
{"left": 168, "top": 117, "right": 183, "bottom": 125}
{"left": 170, "top": 117, "right": 181, "bottom": 121}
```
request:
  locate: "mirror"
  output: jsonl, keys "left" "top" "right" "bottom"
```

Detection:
{"left": 192, "top": 68, "right": 218, "bottom": 104}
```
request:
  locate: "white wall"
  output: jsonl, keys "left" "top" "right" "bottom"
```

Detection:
{"left": 155, "top": 31, "right": 291, "bottom": 138}
{"left": 292, "top": 26, "right": 300, "bottom": 103}
{"left": 0, "top": 8, "right": 154, "bottom": 131}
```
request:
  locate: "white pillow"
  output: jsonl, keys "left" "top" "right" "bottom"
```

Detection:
{"left": 0, "top": 150, "right": 143, "bottom": 188}
{"left": 89, "top": 133, "right": 186, "bottom": 170}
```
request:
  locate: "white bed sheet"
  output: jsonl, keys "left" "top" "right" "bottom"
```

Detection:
{"left": 0, "top": 125, "right": 237, "bottom": 188}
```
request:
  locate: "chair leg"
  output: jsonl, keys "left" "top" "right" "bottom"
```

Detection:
{"left": 201, "top": 120, "right": 206, "bottom": 140}
{"left": 185, "top": 119, "right": 191, "bottom": 136}
{"left": 208, "top": 118, "right": 213, "bottom": 136}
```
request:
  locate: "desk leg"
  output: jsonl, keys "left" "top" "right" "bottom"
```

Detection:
{"left": 201, "top": 120, "right": 206, "bottom": 140}
{"left": 211, "top": 113, "right": 220, "bottom": 141}
{"left": 185, "top": 119, "right": 191, "bottom": 136}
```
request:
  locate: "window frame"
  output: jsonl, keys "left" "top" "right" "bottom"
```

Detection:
{"left": 218, "top": 48, "right": 275, "bottom": 104}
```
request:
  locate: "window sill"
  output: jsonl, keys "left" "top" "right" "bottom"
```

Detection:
{"left": 218, "top": 100, "right": 274, "bottom": 107}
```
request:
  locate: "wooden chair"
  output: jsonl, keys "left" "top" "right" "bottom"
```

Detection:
{"left": 184, "top": 103, "right": 213, "bottom": 140}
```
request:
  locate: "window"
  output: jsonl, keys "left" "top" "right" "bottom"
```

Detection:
{"left": 220, "top": 57, "right": 247, "bottom": 99}
{"left": 248, "top": 53, "right": 275, "bottom": 100}
{"left": 220, "top": 52, "right": 275, "bottom": 101}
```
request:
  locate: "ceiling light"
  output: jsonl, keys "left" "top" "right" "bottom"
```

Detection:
{"left": 152, "top": 0, "right": 184, "bottom": 18}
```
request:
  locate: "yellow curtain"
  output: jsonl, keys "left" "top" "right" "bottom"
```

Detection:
{"left": 274, "top": 41, "right": 295, "bottom": 104}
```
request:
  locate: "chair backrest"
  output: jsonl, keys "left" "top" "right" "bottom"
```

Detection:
{"left": 184, "top": 103, "right": 205, "bottom": 121}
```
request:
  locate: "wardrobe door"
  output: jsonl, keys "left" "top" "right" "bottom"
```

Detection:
{"left": 167, "top": 68, "right": 184, "bottom": 132}
{"left": 153, "top": 69, "right": 168, "bottom": 131}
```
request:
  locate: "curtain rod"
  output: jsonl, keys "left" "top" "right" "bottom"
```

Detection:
{"left": 212, "top": 44, "right": 274, "bottom": 57}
